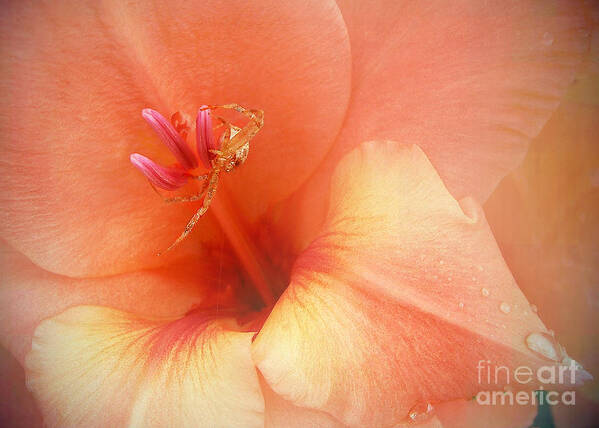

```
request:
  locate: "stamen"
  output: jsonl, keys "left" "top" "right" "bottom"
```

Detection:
{"left": 130, "top": 153, "right": 189, "bottom": 190}
{"left": 142, "top": 108, "right": 198, "bottom": 170}
{"left": 211, "top": 195, "right": 275, "bottom": 307}
{"left": 196, "top": 106, "right": 216, "bottom": 169}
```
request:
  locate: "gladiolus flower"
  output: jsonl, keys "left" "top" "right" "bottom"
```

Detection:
{"left": 0, "top": 1, "right": 594, "bottom": 427}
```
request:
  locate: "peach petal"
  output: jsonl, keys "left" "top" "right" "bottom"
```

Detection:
{"left": 25, "top": 306, "right": 264, "bottom": 428}
{"left": 252, "top": 141, "right": 581, "bottom": 427}
{"left": 435, "top": 399, "right": 536, "bottom": 428}
{"left": 260, "top": 374, "right": 348, "bottom": 428}
{"left": 0, "top": 242, "right": 231, "bottom": 363}
{"left": 272, "top": 0, "right": 591, "bottom": 256}
{"left": 485, "top": 82, "right": 599, "bottom": 397}
{"left": 332, "top": 0, "right": 590, "bottom": 202}
{"left": 0, "top": 0, "right": 351, "bottom": 277}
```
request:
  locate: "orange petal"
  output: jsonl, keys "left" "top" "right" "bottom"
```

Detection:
{"left": 252, "top": 141, "right": 581, "bottom": 427}
{"left": 0, "top": 0, "right": 350, "bottom": 277}
{"left": 25, "top": 306, "right": 264, "bottom": 428}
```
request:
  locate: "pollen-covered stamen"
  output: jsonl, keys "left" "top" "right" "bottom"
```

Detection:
{"left": 142, "top": 108, "right": 198, "bottom": 170}
{"left": 195, "top": 106, "right": 217, "bottom": 169}
{"left": 130, "top": 153, "right": 190, "bottom": 191}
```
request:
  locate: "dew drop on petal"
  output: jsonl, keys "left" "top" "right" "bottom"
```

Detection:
{"left": 542, "top": 32, "right": 554, "bottom": 46}
{"left": 500, "top": 302, "right": 511, "bottom": 314}
{"left": 526, "top": 332, "right": 560, "bottom": 361}
{"left": 481, "top": 288, "right": 490, "bottom": 297}
{"left": 408, "top": 402, "right": 435, "bottom": 424}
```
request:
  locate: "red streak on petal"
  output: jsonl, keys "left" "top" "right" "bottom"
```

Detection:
{"left": 142, "top": 108, "right": 198, "bottom": 170}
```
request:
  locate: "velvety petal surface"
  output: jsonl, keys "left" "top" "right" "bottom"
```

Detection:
{"left": 260, "top": 375, "right": 348, "bottom": 428}
{"left": 332, "top": 0, "right": 590, "bottom": 201}
{"left": 0, "top": 0, "right": 351, "bottom": 277}
{"left": 435, "top": 399, "right": 536, "bottom": 428}
{"left": 271, "top": 0, "right": 591, "bottom": 257}
{"left": 252, "top": 141, "right": 572, "bottom": 427}
{"left": 0, "top": 242, "right": 237, "bottom": 363}
{"left": 25, "top": 306, "right": 263, "bottom": 428}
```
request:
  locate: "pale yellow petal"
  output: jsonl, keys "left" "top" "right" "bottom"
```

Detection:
{"left": 25, "top": 306, "right": 264, "bottom": 428}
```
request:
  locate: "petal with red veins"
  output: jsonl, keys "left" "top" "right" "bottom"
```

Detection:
{"left": 0, "top": 0, "right": 350, "bottom": 277}
{"left": 252, "top": 141, "right": 582, "bottom": 428}
{"left": 25, "top": 306, "right": 264, "bottom": 428}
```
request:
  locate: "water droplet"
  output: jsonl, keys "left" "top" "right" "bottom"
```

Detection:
{"left": 526, "top": 332, "right": 560, "bottom": 361}
{"left": 447, "top": 277, "right": 452, "bottom": 282}
{"left": 459, "top": 302, "right": 464, "bottom": 309}
{"left": 408, "top": 402, "right": 435, "bottom": 423}
{"left": 500, "top": 302, "right": 511, "bottom": 314}
{"left": 530, "top": 304, "right": 538, "bottom": 313}
{"left": 481, "top": 288, "right": 490, "bottom": 297}
{"left": 542, "top": 32, "right": 554, "bottom": 46}
{"left": 439, "top": 260, "right": 444, "bottom": 265}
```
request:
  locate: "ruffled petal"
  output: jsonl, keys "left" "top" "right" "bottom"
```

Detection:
{"left": 25, "top": 306, "right": 264, "bottom": 428}
{"left": 252, "top": 141, "right": 585, "bottom": 427}
{"left": 0, "top": 0, "right": 350, "bottom": 277}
